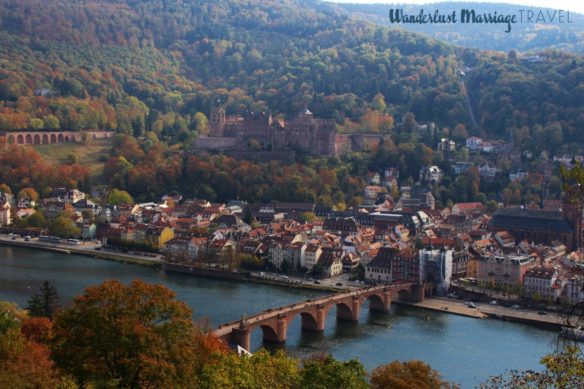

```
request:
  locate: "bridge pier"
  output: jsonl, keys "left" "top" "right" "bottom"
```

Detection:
{"left": 275, "top": 314, "right": 287, "bottom": 342}
{"left": 301, "top": 305, "right": 326, "bottom": 331}
{"left": 369, "top": 289, "right": 391, "bottom": 312}
{"left": 411, "top": 283, "right": 426, "bottom": 303}
{"left": 261, "top": 314, "right": 288, "bottom": 343}
{"left": 231, "top": 326, "right": 251, "bottom": 351}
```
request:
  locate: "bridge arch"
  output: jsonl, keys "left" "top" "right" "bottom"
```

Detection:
{"left": 57, "top": 133, "right": 64, "bottom": 143}
{"left": 336, "top": 301, "right": 356, "bottom": 321}
{"left": 42, "top": 134, "right": 49, "bottom": 144}
{"left": 365, "top": 293, "right": 388, "bottom": 312}
{"left": 25, "top": 134, "right": 32, "bottom": 144}
{"left": 17, "top": 134, "right": 24, "bottom": 144}
{"left": 299, "top": 311, "right": 320, "bottom": 331}
{"left": 397, "top": 289, "right": 412, "bottom": 302}
{"left": 33, "top": 134, "right": 40, "bottom": 144}
{"left": 50, "top": 134, "right": 56, "bottom": 143}
{"left": 7, "top": 135, "right": 14, "bottom": 144}
{"left": 259, "top": 323, "right": 280, "bottom": 343}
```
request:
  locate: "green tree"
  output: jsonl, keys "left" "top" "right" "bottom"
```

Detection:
{"left": 48, "top": 214, "right": 80, "bottom": 238}
{"left": 483, "top": 345, "right": 584, "bottom": 388}
{"left": 200, "top": 349, "right": 300, "bottom": 389}
{"left": 107, "top": 189, "right": 134, "bottom": 206}
{"left": 30, "top": 118, "right": 44, "bottom": 130}
{"left": 300, "top": 355, "right": 368, "bottom": 389}
{"left": 52, "top": 280, "right": 195, "bottom": 388}
{"left": 43, "top": 115, "right": 60, "bottom": 130}
{"left": 27, "top": 281, "right": 60, "bottom": 319}
{"left": 486, "top": 200, "right": 498, "bottom": 214}
{"left": 194, "top": 112, "right": 209, "bottom": 136}
{"left": 371, "top": 93, "right": 387, "bottom": 112}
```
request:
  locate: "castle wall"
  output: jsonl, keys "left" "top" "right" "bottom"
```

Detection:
{"left": 195, "top": 136, "right": 237, "bottom": 150}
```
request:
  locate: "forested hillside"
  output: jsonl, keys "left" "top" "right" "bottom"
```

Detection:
{"left": 0, "top": 0, "right": 467, "bottom": 142}
{"left": 1, "top": 0, "right": 584, "bottom": 205}
{"left": 1, "top": 0, "right": 583, "bottom": 150}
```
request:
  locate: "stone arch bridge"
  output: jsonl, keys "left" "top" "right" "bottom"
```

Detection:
{"left": 213, "top": 283, "right": 427, "bottom": 351}
{"left": 2, "top": 130, "right": 113, "bottom": 145}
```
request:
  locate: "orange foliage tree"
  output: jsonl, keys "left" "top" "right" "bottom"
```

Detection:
{"left": 51, "top": 279, "right": 220, "bottom": 387}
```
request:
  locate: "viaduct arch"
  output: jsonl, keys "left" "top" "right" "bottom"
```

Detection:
{"left": 3, "top": 131, "right": 113, "bottom": 145}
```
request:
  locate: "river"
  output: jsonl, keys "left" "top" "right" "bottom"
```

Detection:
{"left": 0, "top": 246, "right": 559, "bottom": 387}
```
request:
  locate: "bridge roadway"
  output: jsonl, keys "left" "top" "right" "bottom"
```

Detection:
{"left": 213, "top": 283, "right": 427, "bottom": 351}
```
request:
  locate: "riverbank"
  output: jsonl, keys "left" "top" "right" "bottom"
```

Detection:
{"left": 0, "top": 237, "right": 570, "bottom": 329}
{"left": 398, "top": 296, "right": 565, "bottom": 329}
{"left": 0, "top": 236, "right": 161, "bottom": 267}
{"left": 0, "top": 236, "right": 341, "bottom": 292}
{"left": 163, "top": 262, "right": 342, "bottom": 292}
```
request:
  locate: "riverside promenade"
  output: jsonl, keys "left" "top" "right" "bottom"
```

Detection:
{"left": 0, "top": 235, "right": 162, "bottom": 266}
{"left": 0, "top": 235, "right": 567, "bottom": 329}
{"left": 397, "top": 296, "right": 565, "bottom": 328}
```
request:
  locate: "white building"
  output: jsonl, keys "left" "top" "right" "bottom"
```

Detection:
{"left": 509, "top": 170, "right": 529, "bottom": 182}
{"left": 466, "top": 136, "right": 483, "bottom": 150}
{"left": 269, "top": 242, "right": 286, "bottom": 270}
{"left": 302, "top": 243, "right": 322, "bottom": 270}
{"left": 420, "top": 165, "right": 443, "bottom": 185}
{"left": 563, "top": 276, "right": 584, "bottom": 305}
{"left": 453, "top": 162, "right": 473, "bottom": 175}
{"left": 478, "top": 162, "right": 497, "bottom": 178}
{"left": 523, "top": 267, "right": 559, "bottom": 302}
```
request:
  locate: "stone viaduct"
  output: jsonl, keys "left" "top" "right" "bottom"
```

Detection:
{"left": 213, "top": 283, "right": 427, "bottom": 351}
{"left": 1, "top": 130, "right": 114, "bottom": 145}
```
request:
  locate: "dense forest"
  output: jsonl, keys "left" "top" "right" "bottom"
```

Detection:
{"left": 0, "top": 0, "right": 583, "bottom": 206}
{"left": 0, "top": 0, "right": 467, "bottom": 140}
{"left": 0, "top": 0, "right": 582, "bottom": 150}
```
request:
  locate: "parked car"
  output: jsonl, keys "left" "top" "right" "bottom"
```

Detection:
{"left": 512, "top": 305, "right": 522, "bottom": 309}
{"left": 335, "top": 282, "right": 343, "bottom": 286}
{"left": 468, "top": 302, "right": 478, "bottom": 309}
{"left": 314, "top": 280, "right": 321, "bottom": 284}
{"left": 537, "top": 311, "right": 547, "bottom": 316}
{"left": 489, "top": 300, "right": 498, "bottom": 305}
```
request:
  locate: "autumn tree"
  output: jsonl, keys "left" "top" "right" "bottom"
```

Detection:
{"left": 370, "top": 360, "right": 455, "bottom": 389}
{"left": 199, "top": 349, "right": 300, "bottom": 389}
{"left": 17, "top": 187, "right": 39, "bottom": 203}
{"left": 0, "top": 184, "right": 11, "bottom": 194}
{"left": 0, "top": 302, "right": 70, "bottom": 388}
{"left": 51, "top": 280, "right": 196, "bottom": 387}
